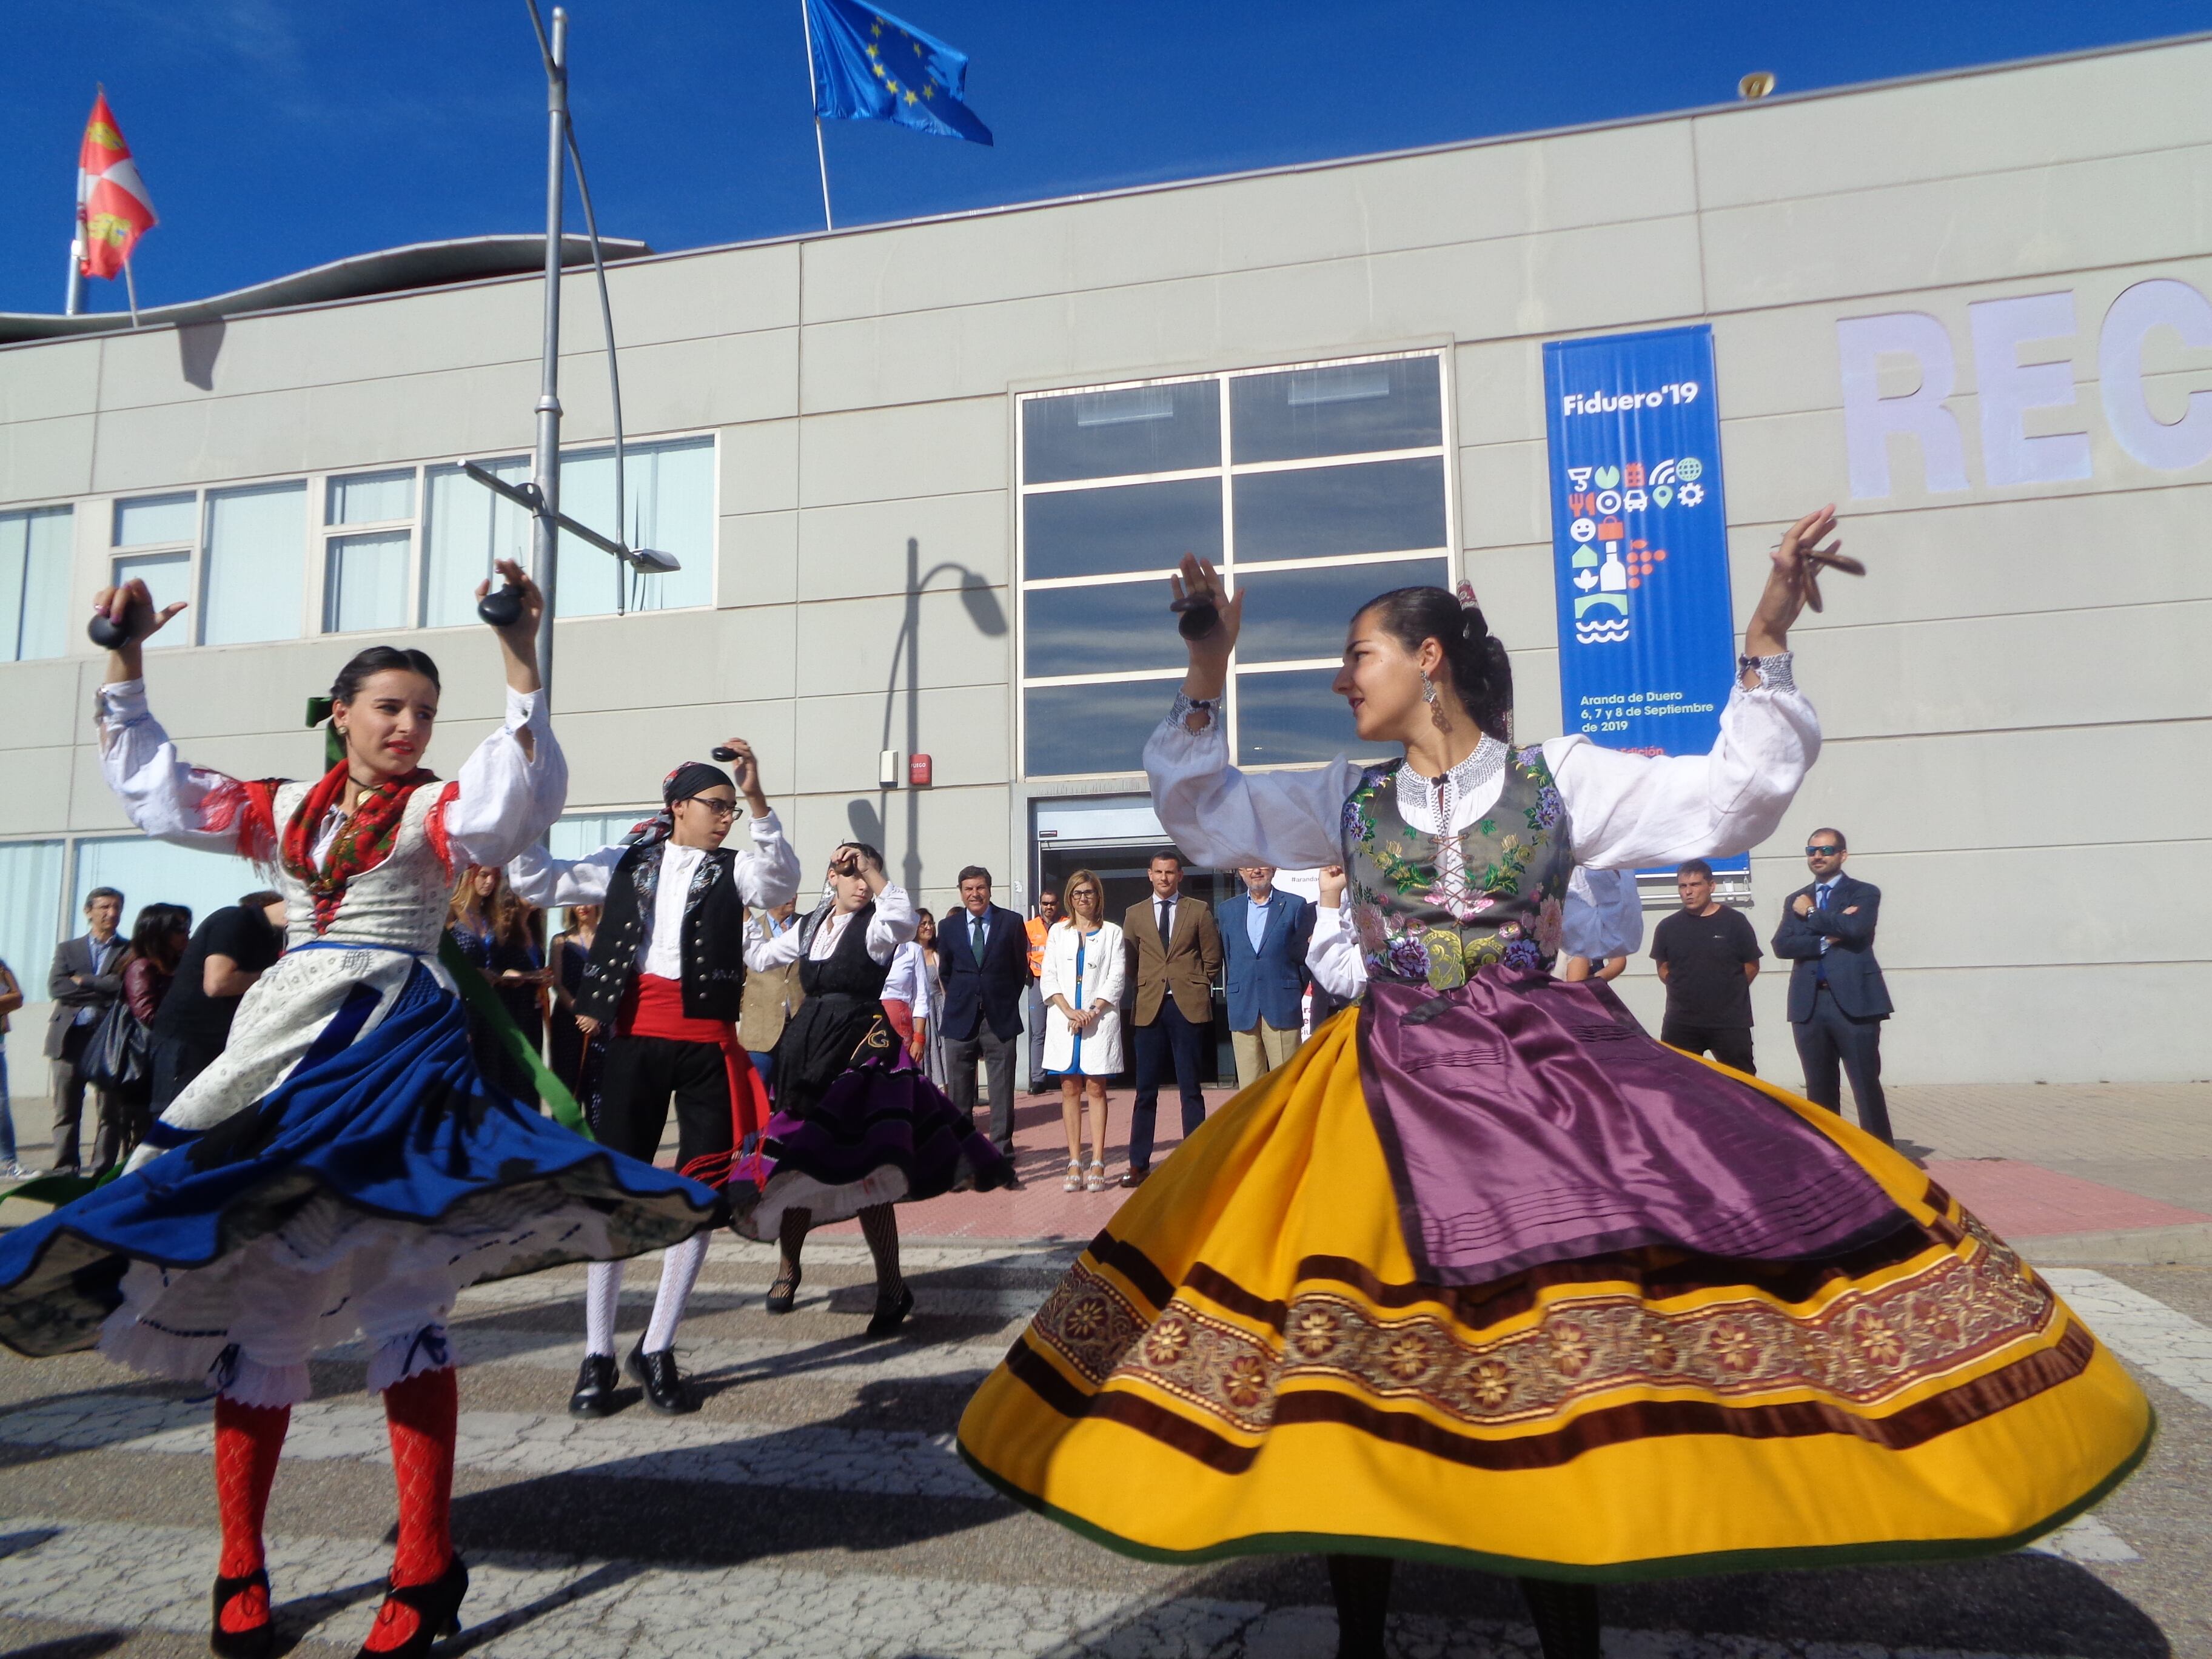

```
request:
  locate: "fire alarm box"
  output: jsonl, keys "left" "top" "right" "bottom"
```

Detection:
{"left": 908, "top": 752, "right": 933, "bottom": 786}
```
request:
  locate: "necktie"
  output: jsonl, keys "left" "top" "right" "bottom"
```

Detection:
{"left": 1157, "top": 899, "right": 1173, "bottom": 953}
{"left": 1814, "top": 883, "right": 1831, "bottom": 971}
{"left": 971, "top": 914, "right": 986, "bottom": 957}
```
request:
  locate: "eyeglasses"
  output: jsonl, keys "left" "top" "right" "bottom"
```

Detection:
{"left": 681, "top": 797, "right": 739, "bottom": 818}
{"left": 1805, "top": 844, "right": 1841, "bottom": 856}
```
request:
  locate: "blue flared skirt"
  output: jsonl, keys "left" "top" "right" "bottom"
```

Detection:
{"left": 0, "top": 958, "right": 717, "bottom": 1374}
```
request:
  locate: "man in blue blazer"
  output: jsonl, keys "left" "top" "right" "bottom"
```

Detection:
{"left": 1219, "top": 866, "right": 1316, "bottom": 1090}
{"left": 939, "top": 865, "right": 1030, "bottom": 1160}
{"left": 1771, "top": 828, "right": 1894, "bottom": 1145}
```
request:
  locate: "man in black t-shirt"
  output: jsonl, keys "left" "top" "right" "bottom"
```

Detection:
{"left": 150, "top": 891, "right": 287, "bottom": 1110}
{"left": 1649, "top": 859, "right": 1762, "bottom": 1075}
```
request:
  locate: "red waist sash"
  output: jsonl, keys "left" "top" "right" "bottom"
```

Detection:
{"left": 621, "top": 974, "right": 769, "bottom": 1176}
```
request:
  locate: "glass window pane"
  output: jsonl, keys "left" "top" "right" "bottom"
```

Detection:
{"left": 1022, "top": 381, "right": 1219, "bottom": 484}
{"left": 112, "top": 551, "right": 192, "bottom": 649}
{"left": 1233, "top": 457, "right": 1446, "bottom": 563}
{"left": 1230, "top": 356, "right": 1443, "bottom": 464}
{"left": 558, "top": 438, "right": 716, "bottom": 618}
{"left": 0, "top": 839, "right": 66, "bottom": 994}
{"left": 1024, "top": 477, "right": 1219, "bottom": 582}
{"left": 113, "top": 492, "right": 197, "bottom": 548}
{"left": 324, "top": 531, "right": 412, "bottom": 634}
{"left": 549, "top": 812, "right": 643, "bottom": 861}
{"left": 18, "top": 507, "right": 72, "bottom": 662}
{"left": 73, "top": 834, "right": 256, "bottom": 942}
{"left": 327, "top": 469, "right": 415, "bottom": 527}
{"left": 1236, "top": 668, "right": 1358, "bottom": 768}
{"left": 1234, "top": 556, "right": 1449, "bottom": 665}
{"left": 423, "top": 460, "right": 529, "bottom": 629}
{"left": 1, "top": 507, "right": 72, "bottom": 663}
{"left": 1024, "top": 580, "right": 1184, "bottom": 680}
{"left": 1024, "top": 679, "right": 1173, "bottom": 779}
{"left": 201, "top": 483, "right": 306, "bottom": 646}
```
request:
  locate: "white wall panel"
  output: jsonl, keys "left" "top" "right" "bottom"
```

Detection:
{"left": 0, "top": 415, "right": 96, "bottom": 505}
{"left": 796, "top": 489, "right": 1007, "bottom": 602}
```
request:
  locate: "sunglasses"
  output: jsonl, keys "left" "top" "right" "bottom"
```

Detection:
{"left": 1805, "top": 844, "right": 1841, "bottom": 856}
{"left": 680, "top": 796, "right": 739, "bottom": 818}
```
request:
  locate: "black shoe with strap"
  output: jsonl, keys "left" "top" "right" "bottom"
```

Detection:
{"left": 625, "top": 1341, "right": 700, "bottom": 1415}
{"left": 865, "top": 1284, "right": 915, "bottom": 1338}
{"left": 765, "top": 1265, "right": 801, "bottom": 1314}
{"left": 350, "top": 1556, "right": 468, "bottom": 1659}
{"left": 567, "top": 1353, "right": 618, "bottom": 1418}
{"left": 209, "top": 1565, "right": 274, "bottom": 1659}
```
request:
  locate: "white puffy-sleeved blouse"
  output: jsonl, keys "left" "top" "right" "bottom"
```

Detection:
{"left": 506, "top": 815, "right": 803, "bottom": 980}
{"left": 745, "top": 886, "right": 919, "bottom": 973}
{"left": 97, "top": 678, "right": 568, "bottom": 951}
{"left": 1150, "top": 657, "right": 1818, "bottom": 1002}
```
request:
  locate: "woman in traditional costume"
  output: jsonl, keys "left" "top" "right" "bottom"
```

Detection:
{"left": 732, "top": 842, "right": 1016, "bottom": 1332}
{"left": 0, "top": 568, "right": 720, "bottom": 1659}
{"left": 958, "top": 514, "right": 2150, "bottom": 1659}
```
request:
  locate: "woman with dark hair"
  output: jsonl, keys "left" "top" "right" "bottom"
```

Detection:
{"left": 735, "top": 842, "right": 1016, "bottom": 1331}
{"left": 0, "top": 565, "right": 717, "bottom": 1659}
{"left": 547, "top": 903, "right": 605, "bottom": 1126}
{"left": 96, "top": 902, "right": 193, "bottom": 1169}
{"left": 961, "top": 518, "right": 2148, "bottom": 1659}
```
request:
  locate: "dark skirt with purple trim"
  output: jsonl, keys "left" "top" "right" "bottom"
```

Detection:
{"left": 730, "top": 995, "right": 1015, "bottom": 1236}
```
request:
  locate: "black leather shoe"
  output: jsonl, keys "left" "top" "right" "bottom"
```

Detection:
{"left": 210, "top": 1564, "right": 274, "bottom": 1658}
{"left": 352, "top": 1556, "right": 468, "bottom": 1659}
{"left": 625, "top": 1341, "right": 700, "bottom": 1415}
{"left": 1119, "top": 1166, "right": 1150, "bottom": 1188}
{"left": 567, "top": 1353, "right": 618, "bottom": 1418}
{"left": 865, "top": 1285, "right": 915, "bottom": 1338}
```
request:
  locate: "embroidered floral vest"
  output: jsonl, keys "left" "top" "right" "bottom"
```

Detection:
{"left": 1341, "top": 746, "right": 1575, "bottom": 988}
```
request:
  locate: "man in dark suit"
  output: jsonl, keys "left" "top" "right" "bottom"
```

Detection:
{"left": 45, "top": 886, "right": 127, "bottom": 1177}
{"left": 1218, "top": 865, "right": 1315, "bottom": 1090}
{"left": 1121, "top": 851, "right": 1222, "bottom": 1186}
{"left": 939, "top": 865, "right": 1029, "bottom": 1160}
{"left": 1772, "top": 828, "right": 1894, "bottom": 1145}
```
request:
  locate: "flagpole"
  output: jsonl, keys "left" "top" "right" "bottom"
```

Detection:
{"left": 798, "top": 0, "right": 834, "bottom": 229}
{"left": 121, "top": 255, "right": 141, "bottom": 328}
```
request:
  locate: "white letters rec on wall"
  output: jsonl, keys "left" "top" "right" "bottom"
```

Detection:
{"left": 1837, "top": 278, "right": 2212, "bottom": 497}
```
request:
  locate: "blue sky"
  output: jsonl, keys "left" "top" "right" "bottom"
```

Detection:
{"left": 4, "top": 0, "right": 2205, "bottom": 315}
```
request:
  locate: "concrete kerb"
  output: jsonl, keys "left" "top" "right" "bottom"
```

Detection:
{"left": 2017, "top": 1222, "right": 2212, "bottom": 1267}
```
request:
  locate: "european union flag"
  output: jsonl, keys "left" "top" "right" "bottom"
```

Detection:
{"left": 805, "top": 0, "right": 994, "bottom": 147}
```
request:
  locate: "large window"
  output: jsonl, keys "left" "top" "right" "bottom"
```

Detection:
{"left": 98, "top": 435, "right": 716, "bottom": 652}
{"left": 0, "top": 841, "right": 65, "bottom": 993}
{"left": 1017, "top": 353, "right": 1451, "bottom": 779}
{"left": 422, "top": 438, "right": 713, "bottom": 626}
{"left": 73, "top": 836, "right": 261, "bottom": 946}
{"left": 0, "top": 507, "right": 71, "bottom": 663}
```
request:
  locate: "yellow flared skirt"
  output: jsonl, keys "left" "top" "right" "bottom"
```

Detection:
{"left": 956, "top": 1011, "right": 2151, "bottom": 1581}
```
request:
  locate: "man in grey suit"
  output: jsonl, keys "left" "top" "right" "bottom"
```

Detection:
{"left": 45, "top": 886, "right": 127, "bottom": 1177}
{"left": 1771, "top": 830, "right": 1893, "bottom": 1145}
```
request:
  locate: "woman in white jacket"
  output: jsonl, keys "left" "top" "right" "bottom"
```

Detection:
{"left": 1038, "top": 870, "right": 1124, "bottom": 1193}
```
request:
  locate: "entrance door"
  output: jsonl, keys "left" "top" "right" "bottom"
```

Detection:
{"left": 1036, "top": 839, "right": 1233, "bottom": 1084}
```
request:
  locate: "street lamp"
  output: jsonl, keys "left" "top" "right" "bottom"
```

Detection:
{"left": 462, "top": 2, "right": 679, "bottom": 690}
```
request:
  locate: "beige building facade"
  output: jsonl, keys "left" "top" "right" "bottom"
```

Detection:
{"left": 1, "top": 35, "right": 2207, "bottom": 1091}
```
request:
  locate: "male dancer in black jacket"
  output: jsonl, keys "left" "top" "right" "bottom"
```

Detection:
{"left": 511, "top": 742, "right": 799, "bottom": 1415}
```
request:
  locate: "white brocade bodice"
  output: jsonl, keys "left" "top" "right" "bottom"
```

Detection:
{"left": 273, "top": 782, "right": 460, "bottom": 955}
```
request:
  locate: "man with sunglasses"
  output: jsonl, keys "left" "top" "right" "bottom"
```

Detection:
{"left": 1772, "top": 828, "right": 1894, "bottom": 1145}
{"left": 510, "top": 742, "right": 800, "bottom": 1416}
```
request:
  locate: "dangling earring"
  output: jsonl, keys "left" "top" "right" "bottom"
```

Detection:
{"left": 1421, "top": 671, "right": 1451, "bottom": 734}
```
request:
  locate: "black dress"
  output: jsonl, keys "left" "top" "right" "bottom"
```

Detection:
{"left": 547, "top": 934, "right": 606, "bottom": 1129}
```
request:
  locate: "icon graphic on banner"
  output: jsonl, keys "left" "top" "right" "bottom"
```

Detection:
{"left": 1678, "top": 482, "right": 1704, "bottom": 506}
{"left": 1675, "top": 457, "right": 1703, "bottom": 482}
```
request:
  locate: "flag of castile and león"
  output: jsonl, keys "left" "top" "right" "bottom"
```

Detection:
{"left": 76, "top": 91, "right": 156, "bottom": 280}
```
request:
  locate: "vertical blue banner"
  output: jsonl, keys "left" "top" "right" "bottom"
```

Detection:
{"left": 1543, "top": 324, "right": 1741, "bottom": 873}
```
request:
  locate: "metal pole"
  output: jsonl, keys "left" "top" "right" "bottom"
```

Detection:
{"left": 122, "top": 256, "right": 141, "bottom": 328}
{"left": 799, "top": 0, "right": 833, "bottom": 229}
{"left": 534, "top": 7, "right": 568, "bottom": 695}
{"left": 65, "top": 240, "right": 83, "bottom": 315}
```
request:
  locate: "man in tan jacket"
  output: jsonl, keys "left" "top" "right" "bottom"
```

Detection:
{"left": 738, "top": 900, "right": 804, "bottom": 1098}
{"left": 1121, "top": 852, "right": 1222, "bottom": 1187}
